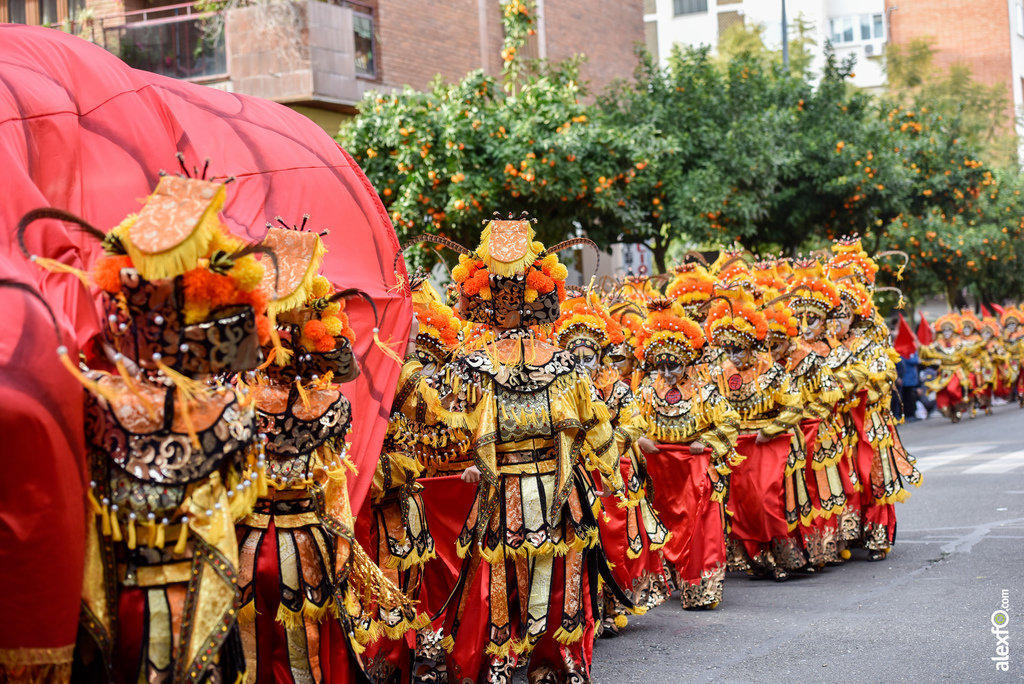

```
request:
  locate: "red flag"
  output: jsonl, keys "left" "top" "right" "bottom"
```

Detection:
{"left": 980, "top": 303, "right": 993, "bottom": 317}
{"left": 894, "top": 313, "right": 917, "bottom": 357}
{"left": 991, "top": 303, "right": 1006, "bottom": 316}
{"left": 917, "top": 312, "right": 934, "bottom": 346}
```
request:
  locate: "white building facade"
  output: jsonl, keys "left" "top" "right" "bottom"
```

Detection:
{"left": 643, "top": 0, "right": 890, "bottom": 91}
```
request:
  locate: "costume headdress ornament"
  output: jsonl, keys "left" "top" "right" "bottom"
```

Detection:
{"left": 1000, "top": 306, "right": 1023, "bottom": 329}
{"left": 786, "top": 257, "right": 842, "bottom": 318}
{"left": 934, "top": 312, "right": 962, "bottom": 334}
{"left": 18, "top": 171, "right": 276, "bottom": 379}
{"left": 760, "top": 293, "right": 800, "bottom": 340}
{"left": 831, "top": 274, "right": 874, "bottom": 318}
{"left": 634, "top": 297, "right": 705, "bottom": 368}
{"left": 959, "top": 309, "right": 983, "bottom": 334}
{"left": 408, "top": 270, "right": 462, "bottom": 364}
{"left": 665, "top": 260, "right": 716, "bottom": 318}
{"left": 259, "top": 220, "right": 397, "bottom": 377}
{"left": 979, "top": 315, "right": 1001, "bottom": 336}
{"left": 399, "top": 211, "right": 597, "bottom": 329}
{"left": 704, "top": 287, "right": 769, "bottom": 348}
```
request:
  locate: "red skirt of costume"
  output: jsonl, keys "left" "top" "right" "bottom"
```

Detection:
{"left": 237, "top": 517, "right": 361, "bottom": 684}
{"left": 726, "top": 433, "right": 806, "bottom": 572}
{"left": 935, "top": 373, "right": 965, "bottom": 412}
{"left": 798, "top": 420, "right": 843, "bottom": 565}
{"left": 598, "top": 454, "right": 671, "bottom": 611}
{"left": 644, "top": 445, "right": 726, "bottom": 608}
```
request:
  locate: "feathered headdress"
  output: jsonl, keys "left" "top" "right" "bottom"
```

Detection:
{"left": 704, "top": 288, "right": 768, "bottom": 348}
{"left": 400, "top": 212, "right": 597, "bottom": 329}
{"left": 934, "top": 312, "right": 962, "bottom": 334}
{"left": 634, "top": 297, "right": 705, "bottom": 367}
{"left": 665, "top": 262, "right": 715, "bottom": 319}
{"left": 786, "top": 258, "right": 842, "bottom": 318}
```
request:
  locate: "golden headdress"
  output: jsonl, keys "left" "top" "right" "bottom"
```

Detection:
{"left": 1000, "top": 306, "right": 1023, "bottom": 329}
{"left": 401, "top": 212, "right": 595, "bottom": 329}
{"left": 959, "top": 309, "right": 983, "bottom": 335}
{"left": 786, "top": 258, "right": 842, "bottom": 318}
{"left": 19, "top": 167, "right": 271, "bottom": 379}
{"left": 665, "top": 261, "right": 716, "bottom": 320}
{"left": 704, "top": 288, "right": 769, "bottom": 349}
{"left": 979, "top": 315, "right": 1001, "bottom": 336}
{"left": 934, "top": 312, "right": 962, "bottom": 334}
{"left": 635, "top": 297, "right": 706, "bottom": 368}
{"left": 409, "top": 271, "right": 462, "bottom": 364}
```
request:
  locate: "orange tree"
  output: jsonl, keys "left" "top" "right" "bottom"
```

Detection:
{"left": 874, "top": 102, "right": 1021, "bottom": 305}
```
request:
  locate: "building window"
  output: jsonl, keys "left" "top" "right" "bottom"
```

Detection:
{"left": 830, "top": 13, "right": 883, "bottom": 44}
{"left": 673, "top": 0, "right": 707, "bottom": 16}
{"left": 352, "top": 10, "right": 376, "bottom": 78}
{"left": 1017, "top": 4, "right": 1024, "bottom": 37}
{"left": 41, "top": 0, "right": 58, "bottom": 25}
{"left": 644, "top": 20, "right": 659, "bottom": 56}
{"left": 7, "top": 0, "right": 26, "bottom": 23}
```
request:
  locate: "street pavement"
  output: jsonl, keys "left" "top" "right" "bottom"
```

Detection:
{"left": 585, "top": 404, "right": 1024, "bottom": 683}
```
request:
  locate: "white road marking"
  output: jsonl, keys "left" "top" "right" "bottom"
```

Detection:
{"left": 962, "top": 449, "right": 1024, "bottom": 474}
{"left": 913, "top": 444, "right": 996, "bottom": 473}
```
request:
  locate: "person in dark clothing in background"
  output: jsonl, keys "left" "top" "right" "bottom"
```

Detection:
{"left": 892, "top": 356, "right": 906, "bottom": 420}
{"left": 902, "top": 352, "right": 921, "bottom": 422}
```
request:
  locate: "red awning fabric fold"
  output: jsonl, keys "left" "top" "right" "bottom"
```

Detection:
{"left": 0, "top": 26, "right": 408, "bottom": 658}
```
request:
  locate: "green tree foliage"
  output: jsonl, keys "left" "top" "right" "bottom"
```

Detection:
{"left": 338, "top": 5, "right": 1024, "bottom": 302}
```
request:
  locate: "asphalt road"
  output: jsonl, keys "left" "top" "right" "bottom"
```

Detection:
{"left": 585, "top": 404, "right": 1024, "bottom": 683}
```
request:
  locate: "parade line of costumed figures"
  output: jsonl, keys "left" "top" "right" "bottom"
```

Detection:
{"left": 918, "top": 305, "right": 1024, "bottom": 423}
{"left": 11, "top": 160, "right": 924, "bottom": 684}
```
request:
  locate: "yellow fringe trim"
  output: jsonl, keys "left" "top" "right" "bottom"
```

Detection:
{"left": 276, "top": 597, "right": 337, "bottom": 629}
{"left": 441, "top": 634, "right": 455, "bottom": 653}
{"left": 479, "top": 220, "right": 541, "bottom": 278}
{"left": 124, "top": 203, "right": 221, "bottom": 282}
{"left": 384, "top": 546, "right": 437, "bottom": 571}
{"left": 874, "top": 488, "right": 911, "bottom": 505}
{"left": 238, "top": 600, "right": 258, "bottom": 625}
{"left": 553, "top": 624, "right": 584, "bottom": 645}
{"left": 268, "top": 236, "right": 326, "bottom": 315}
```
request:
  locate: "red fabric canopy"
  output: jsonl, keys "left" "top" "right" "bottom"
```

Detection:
{"left": 893, "top": 313, "right": 917, "bottom": 358}
{"left": 0, "top": 26, "right": 408, "bottom": 660}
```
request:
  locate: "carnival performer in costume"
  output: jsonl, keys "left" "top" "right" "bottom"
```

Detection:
{"left": 365, "top": 273, "right": 468, "bottom": 684}
{"left": 977, "top": 316, "right": 1006, "bottom": 414}
{"left": 920, "top": 314, "right": 973, "bottom": 423}
{"left": 630, "top": 298, "right": 740, "bottom": 609}
{"left": 957, "top": 310, "right": 987, "bottom": 416}
{"left": 605, "top": 297, "right": 647, "bottom": 391}
{"left": 234, "top": 222, "right": 417, "bottom": 684}
{"left": 705, "top": 290, "right": 806, "bottom": 581}
{"left": 414, "top": 215, "right": 625, "bottom": 684}
{"left": 827, "top": 237, "right": 921, "bottom": 560}
{"left": 999, "top": 307, "right": 1024, "bottom": 405}
{"left": 553, "top": 294, "right": 670, "bottom": 637}
{"left": 19, "top": 171, "right": 271, "bottom": 684}
{"left": 755, "top": 277, "right": 818, "bottom": 555}
{"left": 785, "top": 260, "right": 848, "bottom": 568}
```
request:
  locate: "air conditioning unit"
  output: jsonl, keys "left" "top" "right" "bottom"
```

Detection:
{"left": 864, "top": 41, "right": 884, "bottom": 57}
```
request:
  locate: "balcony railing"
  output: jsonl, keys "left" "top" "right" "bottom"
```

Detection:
{"left": 101, "top": 2, "right": 227, "bottom": 82}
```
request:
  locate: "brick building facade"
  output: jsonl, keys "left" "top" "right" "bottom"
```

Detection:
{"left": 886, "top": 0, "right": 1024, "bottom": 137}
{"left": 371, "top": 0, "right": 643, "bottom": 95}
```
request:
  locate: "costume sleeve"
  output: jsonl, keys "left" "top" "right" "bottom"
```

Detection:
{"left": 700, "top": 385, "right": 740, "bottom": 472}
{"left": 578, "top": 373, "right": 624, "bottom": 496}
{"left": 612, "top": 386, "right": 648, "bottom": 453}
{"left": 761, "top": 370, "right": 803, "bottom": 438}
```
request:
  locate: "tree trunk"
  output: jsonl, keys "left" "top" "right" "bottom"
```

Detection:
{"left": 651, "top": 238, "right": 668, "bottom": 275}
